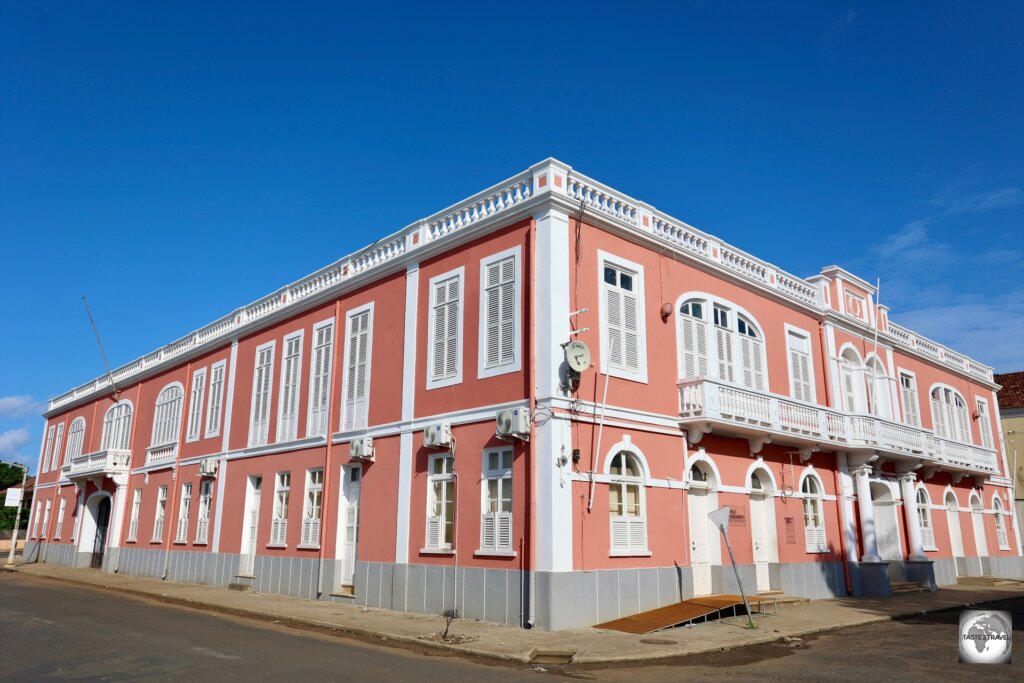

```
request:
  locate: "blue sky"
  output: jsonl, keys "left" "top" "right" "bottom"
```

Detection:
{"left": 2, "top": 1, "right": 1022, "bottom": 472}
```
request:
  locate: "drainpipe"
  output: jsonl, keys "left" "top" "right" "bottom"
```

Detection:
{"left": 525, "top": 219, "right": 537, "bottom": 628}
{"left": 316, "top": 300, "right": 344, "bottom": 599}
{"left": 163, "top": 363, "right": 193, "bottom": 580}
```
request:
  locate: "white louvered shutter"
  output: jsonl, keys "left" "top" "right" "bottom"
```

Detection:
{"left": 432, "top": 276, "right": 460, "bottom": 381}
{"left": 481, "top": 513, "right": 496, "bottom": 549}
{"left": 426, "top": 517, "right": 441, "bottom": 548}
{"left": 606, "top": 286, "right": 624, "bottom": 370}
{"left": 680, "top": 315, "right": 708, "bottom": 379}
{"left": 623, "top": 288, "right": 639, "bottom": 372}
{"left": 279, "top": 337, "right": 301, "bottom": 441}
{"left": 629, "top": 518, "right": 648, "bottom": 551}
{"left": 497, "top": 512, "right": 512, "bottom": 550}
{"left": 741, "top": 336, "right": 764, "bottom": 390}
{"left": 789, "top": 334, "right": 812, "bottom": 402}
{"left": 484, "top": 256, "right": 516, "bottom": 369}
{"left": 309, "top": 325, "right": 333, "bottom": 437}
{"left": 611, "top": 518, "right": 629, "bottom": 550}
{"left": 716, "top": 326, "right": 734, "bottom": 382}
{"left": 345, "top": 312, "right": 370, "bottom": 430}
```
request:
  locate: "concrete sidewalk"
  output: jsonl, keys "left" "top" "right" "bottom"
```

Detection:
{"left": 5, "top": 561, "right": 1023, "bottom": 665}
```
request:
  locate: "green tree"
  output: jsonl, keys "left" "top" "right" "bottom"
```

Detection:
{"left": 0, "top": 463, "right": 29, "bottom": 531}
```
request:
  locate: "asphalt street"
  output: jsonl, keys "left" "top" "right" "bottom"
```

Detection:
{"left": 1, "top": 572, "right": 1022, "bottom": 682}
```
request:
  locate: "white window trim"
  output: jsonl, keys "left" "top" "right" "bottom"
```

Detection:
{"left": 54, "top": 498, "right": 66, "bottom": 539}
{"left": 101, "top": 399, "right": 134, "bottom": 451}
{"left": 477, "top": 246, "right": 522, "bottom": 379}
{"left": 65, "top": 417, "right": 86, "bottom": 465}
{"left": 340, "top": 303, "right": 375, "bottom": 431}
{"left": 915, "top": 485, "right": 938, "bottom": 551}
{"left": 49, "top": 422, "right": 65, "bottom": 472}
{"left": 784, "top": 323, "right": 817, "bottom": 404}
{"left": 597, "top": 250, "right": 648, "bottom": 384}
{"left": 151, "top": 382, "right": 185, "bottom": 448}
{"left": 41, "top": 425, "right": 55, "bottom": 473}
{"left": 306, "top": 317, "right": 336, "bottom": 438}
{"left": 152, "top": 485, "right": 168, "bottom": 543}
{"left": 605, "top": 448, "right": 650, "bottom": 556}
{"left": 478, "top": 447, "right": 516, "bottom": 555}
{"left": 423, "top": 452, "right": 455, "bottom": 551}
{"left": 928, "top": 382, "right": 970, "bottom": 444}
{"left": 175, "top": 483, "right": 192, "bottom": 544}
{"left": 896, "top": 367, "right": 921, "bottom": 427}
{"left": 128, "top": 489, "right": 142, "bottom": 542}
{"left": 205, "top": 360, "right": 227, "bottom": 439}
{"left": 426, "top": 266, "right": 465, "bottom": 390}
{"left": 248, "top": 340, "right": 277, "bottom": 448}
{"left": 799, "top": 471, "right": 828, "bottom": 553}
{"left": 276, "top": 329, "right": 305, "bottom": 444}
{"left": 269, "top": 471, "right": 290, "bottom": 548}
{"left": 675, "top": 290, "right": 768, "bottom": 391}
{"left": 299, "top": 468, "right": 324, "bottom": 549}
{"left": 195, "top": 479, "right": 212, "bottom": 545}
{"left": 974, "top": 396, "right": 993, "bottom": 449}
{"left": 186, "top": 367, "right": 208, "bottom": 443}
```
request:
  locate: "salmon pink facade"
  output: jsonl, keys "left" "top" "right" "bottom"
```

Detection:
{"left": 25, "top": 160, "right": 1022, "bottom": 630}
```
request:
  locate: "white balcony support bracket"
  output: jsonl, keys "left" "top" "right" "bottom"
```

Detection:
{"left": 921, "top": 466, "right": 938, "bottom": 481}
{"left": 798, "top": 448, "right": 816, "bottom": 463}
{"left": 686, "top": 424, "right": 710, "bottom": 446}
{"left": 972, "top": 475, "right": 987, "bottom": 489}
{"left": 748, "top": 436, "right": 770, "bottom": 454}
{"left": 950, "top": 472, "right": 965, "bottom": 485}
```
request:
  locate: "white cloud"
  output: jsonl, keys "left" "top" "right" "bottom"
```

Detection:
{"left": 0, "top": 427, "right": 31, "bottom": 456}
{"left": 822, "top": 9, "right": 856, "bottom": 44}
{"left": 928, "top": 187, "right": 1022, "bottom": 214}
{"left": 0, "top": 395, "right": 42, "bottom": 419}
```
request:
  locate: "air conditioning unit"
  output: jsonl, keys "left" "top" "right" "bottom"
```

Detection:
{"left": 496, "top": 408, "right": 531, "bottom": 441}
{"left": 350, "top": 436, "right": 375, "bottom": 461}
{"left": 198, "top": 458, "right": 219, "bottom": 478}
{"left": 423, "top": 423, "right": 453, "bottom": 449}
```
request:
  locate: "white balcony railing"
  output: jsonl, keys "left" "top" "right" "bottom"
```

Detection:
{"left": 61, "top": 449, "right": 132, "bottom": 480}
{"left": 146, "top": 442, "right": 178, "bottom": 466}
{"left": 678, "top": 378, "right": 999, "bottom": 475}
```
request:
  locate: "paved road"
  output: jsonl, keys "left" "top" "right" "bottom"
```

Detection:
{"left": 1, "top": 572, "right": 1022, "bottom": 682}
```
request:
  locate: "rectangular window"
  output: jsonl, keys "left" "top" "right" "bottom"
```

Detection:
{"left": 175, "top": 483, "right": 192, "bottom": 543}
{"left": 425, "top": 454, "right": 455, "bottom": 550}
{"left": 478, "top": 248, "right": 521, "bottom": 378}
{"left": 713, "top": 306, "right": 735, "bottom": 383}
{"left": 31, "top": 502, "right": 42, "bottom": 539}
{"left": 786, "top": 330, "right": 813, "bottom": 402}
{"left": 54, "top": 498, "right": 66, "bottom": 539}
{"left": 899, "top": 372, "right": 920, "bottom": 427}
{"left": 186, "top": 368, "right": 207, "bottom": 441}
{"left": 41, "top": 425, "right": 55, "bottom": 473}
{"left": 153, "top": 486, "right": 167, "bottom": 542}
{"left": 41, "top": 500, "right": 51, "bottom": 539}
{"left": 976, "top": 399, "right": 993, "bottom": 449}
{"left": 600, "top": 253, "right": 646, "bottom": 382}
{"left": 195, "top": 480, "right": 212, "bottom": 544}
{"left": 343, "top": 307, "right": 373, "bottom": 431}
{"left": 301, "top": 469, "right": 324, "bottom": 548}
{"left": 270, "top": 472, "right": 290, "bottom": 546}
{"left": 128, "top": 489, "right": 142, "bottom": 542}
{"left": 277, "top": 332, "right": 304, "bottom": 442}
{"left": 50, "top": 423, "right": 65, "bottom": 472}
{"left": 480, "top": 448, "right": 514, "bottom": 553}
{"left": 307, "top": 320, "right": 334, "bottom": 437}
{"left": 427, "top": 268, "right": 464, "bottom": 389}
{"left": 205, "top": 361, "right": 226, "bottom": 438}
{"left": 249, "top": 342, "right": 275, "bottom": 447}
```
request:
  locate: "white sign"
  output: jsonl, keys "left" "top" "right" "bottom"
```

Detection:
{"left": 4, "top": 487, "right": 23, "bottom": 507}
{"left": 708, "top": 505, "right": 731, "bottom": 531}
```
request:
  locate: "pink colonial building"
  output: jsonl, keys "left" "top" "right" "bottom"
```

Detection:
{"left": 25, "top": 160, "right": 1023, "bottom": 630}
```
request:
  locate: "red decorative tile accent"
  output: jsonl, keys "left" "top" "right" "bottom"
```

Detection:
{"left": 554, "top": 175, "right": 563, "bottom": 188}
{"left": 538, "top": 174, "right": 547, "bottom": 188}
{"left": 412, "top": 233, "right": 419, "bottom": 245}
{"left": 770, "top": 275, "right": 775, "bottom": 284}
{"left": 712, "top": 248, "right": 718, "bottom": 258}
{"left": 642, "top": 215, "right": 649, "bottom": 227}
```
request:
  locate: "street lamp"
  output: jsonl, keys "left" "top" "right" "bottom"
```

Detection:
{"left": 4, "top": 462, "right": 29, "bottom": 567}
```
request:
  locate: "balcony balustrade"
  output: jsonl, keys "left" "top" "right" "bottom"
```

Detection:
{"left": 146, "top": 442, "right": 178, "bottom": 467}
{"left": 61, "top": 448, "right": 132, "bottom": 481}
{"left": 678, "top": 378, "right": 998, "bottom": 475}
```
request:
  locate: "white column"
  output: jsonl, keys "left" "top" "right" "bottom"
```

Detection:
{"left": 898, "top": 473, "right": 927, "bottom": 561}
{"left": 395, "top": 263, "right": 419, "bottom": 565}
{"left": 852, "top": 465, "right": 881, "bottom": 562}
{"left": 71, "top": 485, "right": 86, "bottom": 546}
{"left": 106, "top": 475, "right": 129, "bottom": 570}
{"left": 534, "top": 207, "right": 573, "bottom": 573}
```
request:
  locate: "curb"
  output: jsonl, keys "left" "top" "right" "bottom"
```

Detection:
{"left": 6, "top": 566, "right": 1023, "bottom": 666}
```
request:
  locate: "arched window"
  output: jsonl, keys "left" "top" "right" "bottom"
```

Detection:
{"left": 994, "top": 496, "right": 1009, "bottom": 550}
{"left": 801, "top": 474, "right": 826, "bottom": 552}
{"left": 865, "top": 356, "right": 891, "bottom": 419}
{"left": 930, "top": 386, "right": 969, "bottom": 443}
{"left": 689, "top": 462, "right": 711, "bottom": 488}
{"left": 608, "top": 451, "right": 647, "bottom": 554}
{"left": 678, "top": 296, "right": 765, "bottom": 390}
{"left": 916, "top": 487, "right": 936, "bottom": 550}
{"left": 64, "top": 417, "right": 86, "bottom": 464}
{"left": 152, "top": 384, "right": 184, "bottom": 447}
{"left": 750, "top": 470, "right": 765, "bottom": 492}
{"left": 839, "top": 349, "right": 865, "bottom": 413}
{"left": 101, "top": 402, "right": 133, "bottom": 451}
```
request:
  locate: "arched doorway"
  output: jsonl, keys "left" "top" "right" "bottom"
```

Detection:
{"left": 749, "top": 468, "right": 778, "bottom": 593}
{"left": 687, "top": 460, "right": 719, "bottom": 597}
{"left": 77, "top": 493, "right": 113, "bottom": 570}
{"left": 870, "top": 481, "right": 902, "bottom": 562}
{"left": 969, "top": 493, "right": 988, "bottom": 576}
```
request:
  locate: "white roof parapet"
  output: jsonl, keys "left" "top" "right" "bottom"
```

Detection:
{"left": 47, "top": 159, "right": 994, "bottom": 413}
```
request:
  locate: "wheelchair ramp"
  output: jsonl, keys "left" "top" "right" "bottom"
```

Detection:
{"left": 594, "top": 594, "right": 775, "bottom": 634}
